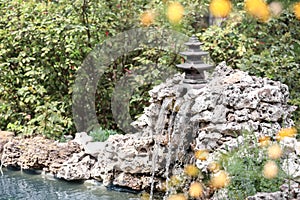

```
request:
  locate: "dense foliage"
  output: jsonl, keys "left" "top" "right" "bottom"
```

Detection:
{"left": 0, "top": 0, "right": 209, "bottom": 139}
{"left": 0, "top": 0, "right": 299, "bottom": 139}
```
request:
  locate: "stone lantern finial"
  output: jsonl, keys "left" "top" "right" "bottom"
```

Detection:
{"left": 176, "top": 35, "right": 214, "bottom": 87}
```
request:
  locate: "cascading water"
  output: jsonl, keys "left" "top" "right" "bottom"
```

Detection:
{"left": 147, "top": 85, "right": 196, "bottom": 199}
{"left": 150, "top": 97, "right": 174, "bottom": 200}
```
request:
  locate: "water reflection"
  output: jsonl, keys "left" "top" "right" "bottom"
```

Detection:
{"left": 0, "top": 168, "right": 139, "bottom": 200}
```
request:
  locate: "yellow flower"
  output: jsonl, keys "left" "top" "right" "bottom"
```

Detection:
{"left": 167, "top": 193, "right": 187, "bottom": 200}
{"left": 208, "top": 162, "right": 220, "bottom": 172}
{"left": 245, "top": 0, "right": 271, "bottom": 22}
{"left": 267, "top": 143, "right": 282, "bottom": 159}
{"left": 210, "top": 170, "right": 230, "bottom": 189}
{"left": 189, "top": 182, "right": 204, "bottom": 198}
{"left": 258, "top": 136, "right": 271, "bottom": 147}
{"left": 184, "top": 164, "right": 200, "bottom": 177}
{"left": 209, "top": 0, "right": 232, "bottom": 18}
{"left": 194, "top": 149, "right": 209, "bottom": 161}
{"left": 276, "top": 127, "right": 297, "bottom": 141}
{"left": 263, "top": 160, "right": 278, "bottom": 179}
{"left": 168, "top": 175, "right": 181, "bottom": 187}
{"left": 140, "top": 11, "right": 155, "bottom": 27}
{"left": 294, "top": 2, "right": 300, "bottom": 20}
{"left": 166, "top": 2, "right": 184, "bottom": 24}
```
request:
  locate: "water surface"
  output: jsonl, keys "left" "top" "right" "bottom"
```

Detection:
{"left": 0, "top": 168, "right": 139, "bottom": 200}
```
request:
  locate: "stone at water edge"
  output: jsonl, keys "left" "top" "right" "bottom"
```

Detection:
{"left": 0, "top": 131, "right": 14, "bottom": 157}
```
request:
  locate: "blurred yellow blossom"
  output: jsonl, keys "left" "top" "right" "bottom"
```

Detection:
{"left": 184, "top": 164, "right": 200, "bottom": 177}
{"left": 168, "top": 175, "right": 181, "bottom": 187}
{"left": 210, "top": 170, "right": 230, "bottom": 189}
{"left": 208, "top": 162, "right": 220, "bottom": 172}
{"left": 269, "top": 1, "right": 283, "bottom": 16}
{"left": 194, "top": 149, "right": 209, "bottom": 161}
{"left": 140, "top": 11, "right": 155, "bottom": 26}
{"left": 167, "top": 1, "right": 184, "bottom": 24}
{"left": 267, "top": 143, "right": 282, "bottom": 159}
{"left": 209, "top": 0, "right": 232, "bottom": 18}
{"left": 263, "top": 160, "right": 278, "bottom": 179}
{"left": 245, "top": 0, "right": 271, "bottom": 22}
{"left": 276, "top": 127, "right": 297, "bottom": 141}
{"left": 167, "top": 193, "right": 187, "bottom": 200}
{"left": 294, "top": 2, "right": 300, "bottom": 20}
{"left": 189, "top": 182, "right": 203, "bottom": 198}
{"left": 258, "top": 136, "right": 271, "bottom": 147}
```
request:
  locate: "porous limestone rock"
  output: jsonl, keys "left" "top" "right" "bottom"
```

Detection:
{"left": 129, "top": 62, "right": 296, "bottom": 194}
{"left": 1, "top": 137, "right": 81, "bottom": 173}
{"left": 56, "top": 152, "right": 96, "bottom": 180}
{"left": 89, "top": 134, "right": 169, "bottom": 188}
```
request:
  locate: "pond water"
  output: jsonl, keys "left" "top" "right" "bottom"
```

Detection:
{"left": 0, "top": 168, "right": 139, "bottom": 200}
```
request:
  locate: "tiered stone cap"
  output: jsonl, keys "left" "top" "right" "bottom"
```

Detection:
{"left": 176, "top": 35, "right": 214, "bottom": 84}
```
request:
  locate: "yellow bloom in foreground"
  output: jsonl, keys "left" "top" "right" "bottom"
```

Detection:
{"left": 294, "top": 2, "right": 300, "bottom": 20}
{"left": 184, "top": 164, "right": 200, "bottom": 177}
{"left": 168, "top": 193, "right": 187, "bottom": 200}
{"left": 258, "top": 136, "right": 271, "bottom": 147}
{"left": 208, "top": 162, "right": 220, "bottom": 172}
{"left": 194, "top": 149, "right": 209, "bottom": 161}
{"left": 268, "top": 143, "right": 282, "bottom": 159}
{"left": 167, "top": 2, "right": 184, "bottom": 24}
{"left": 140, "top": 11, "right": 155, "bottom": 27}
{"left": 210, "top": 170, "right": 230, "bottom": 189}
{"left": 263, "top": 160, "right": 278, "bottom": 179}
{"left": 168, "top": 175, "right": 181, "bottom": 187}
{"left": 269, "top": 1, "right": 283, "bottom": 16}
{"left": 245, "top": 0, "right": 270, "bottom": 22}
{"left": 189, "top": 182, "right": 204, "bottom": 198}
{"left": 209, "top": 0, "right": 232, "bottom": 18}
{"left": 276, "top": 127, "right": 297, "bottom": 141}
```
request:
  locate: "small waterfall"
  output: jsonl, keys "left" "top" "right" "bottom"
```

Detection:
{"left": 173, "top": 100, "right": 193, "bottom": 163}
{"left": 163, "top": 97, "right": 193, "bottom": 199}
{"left": 149, "top": 89, "right": 196, "bottom": 199}
{"left": 163, "top": 110, "right": 177, "bottom": 198}
{"left": 150, "top": 97, "right": 174, "bottom": 200}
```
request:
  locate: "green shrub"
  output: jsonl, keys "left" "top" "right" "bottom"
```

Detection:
{"left": 219, "top": 132, "right": 287, "bottom": 199}
{"left": 0, "top": 0, "right": 212, "bottom": 139}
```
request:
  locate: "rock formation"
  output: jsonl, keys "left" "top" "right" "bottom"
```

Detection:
{"left": 0, "top": 136, "right": 81, "bottom": 174}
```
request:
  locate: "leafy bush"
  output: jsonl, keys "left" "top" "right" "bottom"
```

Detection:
{"left": 219, "top": 132, "right": 286, "bottom": 199}
{"left": 0, "top": 0, "right": 212, "bottom": 139}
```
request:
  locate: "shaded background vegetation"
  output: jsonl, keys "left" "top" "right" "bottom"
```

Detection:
{"left": 0, "top": 0, "right": 299, "bottom": 139}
